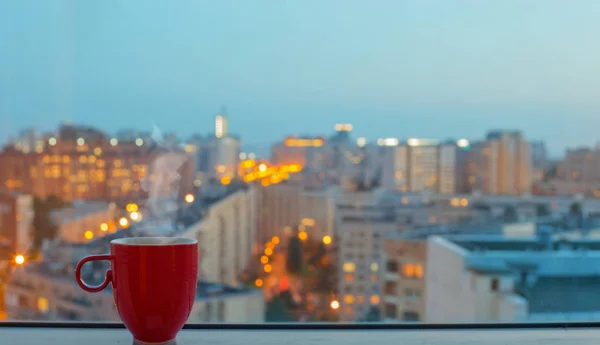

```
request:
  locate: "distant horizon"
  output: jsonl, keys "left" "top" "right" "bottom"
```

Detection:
{"left": 0, "top": 119, "right": 578, "bottom": 160}
{"left": 3, "top": 1, "right": 600, "bottom": 158}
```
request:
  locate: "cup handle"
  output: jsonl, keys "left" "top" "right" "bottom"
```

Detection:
{"left": 75, "top": 254, "right": 114, "bottom": 293}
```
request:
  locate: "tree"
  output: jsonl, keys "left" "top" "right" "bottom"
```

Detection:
{"left": 504, "top": 206, "right": 519, "bottom": 223}
{"left": 570, "top": 202, "right": 583, "bottom": 229}
{"left": 31, "top": 195, "right": 69, "bottom": 252}
{"left": 536, "top": 204, "right": 551, "bottom": 217}
{"left": 313, "top": 260, "right": 336, "bottom": 294}
{"left": 265, "top": 296, "right": 295, "bottom": 322}
{"left": 473, "top": 203, "right": 491, "bottom": 213}
{"left": 570, "top": 202, "right": 582, "bottom": 215}
{"left": 286, "top": 236, "right": 303, "bottom": 274}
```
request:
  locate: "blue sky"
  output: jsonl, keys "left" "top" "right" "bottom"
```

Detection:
{"left": 2, "top": 1, "right": 600, "bottom": 156}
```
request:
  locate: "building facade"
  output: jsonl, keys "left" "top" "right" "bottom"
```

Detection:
{"left": 5, "top": 262, "right": 264, "bottom": 323}
{"left": 0, "top": 125, "right": 195, "bottom": 202}
{"left": 382, "top": 237, "right": 427, "bottom": 322}
{"left": 425, "top": 232, "right": 600, "bottom": 322}
{"left": 50, "top": 201, "right": 118, "bottom": 244}
{"left": 0, "top": 192, "right": 34, "bottom": 257}
{"left": 467, "top": 131, "right": 532, "bottom": 196}
{"left": 381, "top": 139, "right": 458, "bottom": 194}
{"left": 182, "top": 188, "right": 257, "bottom": 286}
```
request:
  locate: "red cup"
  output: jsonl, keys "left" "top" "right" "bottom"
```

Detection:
{"left": 75, "top": 237, "right": 198, "bottom": 344}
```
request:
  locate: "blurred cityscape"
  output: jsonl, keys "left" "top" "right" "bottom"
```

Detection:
{"left": 2, "top": 111, "right": 600, "bottom": 323}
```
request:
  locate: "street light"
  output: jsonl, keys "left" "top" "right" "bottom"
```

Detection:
{"left": 298, "top": 231, "right": 308, "bottom": 241}
{"left": 14, "top": 255, "right": 25, "bottom": 266}
{"left": 184, "top": 194, "right": 195, "bottom": 204}
{"left": 119, "top": 217, "right": 129, "bottom": 228}
{"left": 322, "top": 235, "right": 332, "bottom": 245}
{"left": 264, "top": 264, "right": 272, "bottom": 273}
{"left": 126, "top": 203, "right": 139, "bottom": 212}
{"left": 100, "top": 223, "right": 108, "bottom": 232}
{"left": 264, "top": 248, "right": 273, "bottom": 256}
{"left": 255, "top": 278, "right": 263, "bottom": 287}
{"left": 272, "top": 236, "right": 280, "bottom": 245}
{"left": 330, "top": 300, "right": 340, "bottom": 310}
{"left": 260, "top": 255, "right": 269, "bottom": 264}
{"left": 130, "top": 211, "right": 141, "bottom": 222}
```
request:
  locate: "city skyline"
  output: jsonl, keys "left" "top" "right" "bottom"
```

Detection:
{"left": 4, "top": 1, "right": 600, "bottom": 156}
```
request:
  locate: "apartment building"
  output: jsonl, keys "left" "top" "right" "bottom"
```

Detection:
{"left": 425, "top": 231, "right": 600, "bottom": 322}
{"left": 5, "top": 262, "right": 264, "bottom": 323}
{"left": 334, "top": 189, "right": 484, "bottom": 321}
{"left": 181, "top": 188, "right": 257, "bottom": 287}
{"left": 467, "top": 131, "right": 532, "bottom": 196}
{"left": 0, "top": 192, "right": 34, "bottom": 256}
{"left": 0, "top": 124, "right": 195, "bottom": 202}
{"left": 382, "top": 238, "right": 427, "bottom": 322}
{"left": 50, "top": 201, "right": 118, "bottom": 244}
{"left": 381, "top": 139, "right": 458, "bottom": 194}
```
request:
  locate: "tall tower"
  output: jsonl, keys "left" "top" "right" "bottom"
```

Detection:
{"left": 215, "top": 108, "right": 228, "bottom": 139}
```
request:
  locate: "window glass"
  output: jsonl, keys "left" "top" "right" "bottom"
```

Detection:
{"left": 0, "top": 1, "right": 598, "bottom": 325}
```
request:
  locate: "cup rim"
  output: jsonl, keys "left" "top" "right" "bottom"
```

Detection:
{"left": 111, "top": 237, "right": 198, "bottom": 246}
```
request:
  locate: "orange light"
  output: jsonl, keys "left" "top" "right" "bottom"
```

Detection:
{"left": 298, "top": 231, "right": 308, "bottom": 241}
{"left": 84, "top": 230, "right": 94, "bottom": 240}
{"left": 260, "top": 255, "right": 269, "bottom": 264}
{"left": 255, "top": 278, "right": 264, "bottom": 287}
{"left": 221, "top": 176, "right": 231, "bottom": 185}
{"left": 284, "top": 137, "right": 324, "bottom": 147}
{"left": 415, "top": 264, "right": 424, "bottom": 278}
{"left": 14, "top": 254, "right": 25, "bottom": 265}
{"left": 261, "top": 179, "right": 270, "bottom": 187}
{"left": 264, "top": 247, "right": 273, "bottom": 256}
{"left": 460, "top": 198, "right": 469, "bottom": 207}
{"left": 266, "top": 242, "right": 275, "bottom": 250}
{"left": 330, "top": 300, "right": 340, "bottom": 310}
{"left": 126, "top": 203, "right": 138, "bottom": 212}
{"left": 344, "top": 295, "right": 355, "bottom": 304}
{"left": 302, "top": 218, "right": 315, "bottom": 226}
{"left": 264, "top": 264, "right": 272, "bottom": 273}
{"left": 370, "top": 295, "right": 380, "bottom": 305}
{"left": 402, "top": 264, "right": 416, "bottom": 277}
{"left": 322, "top": 235, "right": 332, "bottom": 245}
{"left": 280, "top": 276, "right": 290, "bottom": 291}
{"left": 272, "top": 236, "right": 280, "bottom": 245}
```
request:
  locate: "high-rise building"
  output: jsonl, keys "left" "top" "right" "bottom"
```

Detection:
{"left": 0, "top": 192, "right": 33, "bottom": 257}
{"left": 271, "top": 136, "right": 326, "bottom": 169}
{"left": 531, "top": 141, "right": 548, "bottom": 169}
{"left": 213, "top": 137, "right": 240, "bottom": 179}
{"left": 335, "top": 188, "right": 483, "bottom": 321}
{"left": 215, "top": 113, "right": 228, "bottom": 139}
{"left": 381, "top": 139, "right": 457, "bottom": 194}
{"left": 466, "top": 131, "right": 532, "bottom": 195}
{"left": 0, "top": 124, "right": 194, "bottom": 201}
{"left": 11, "top": 128, "right": 44, "bottom": 154}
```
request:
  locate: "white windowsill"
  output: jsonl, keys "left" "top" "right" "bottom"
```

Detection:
{"left": 0, "top": 327, "right": 599, "bottom": 345}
